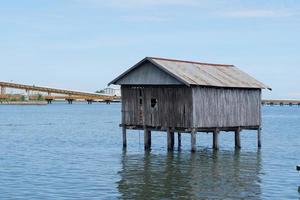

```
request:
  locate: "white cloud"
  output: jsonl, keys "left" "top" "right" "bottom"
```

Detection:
{"left": 120, "top": 15, "right": 170, "bottom": 22}
{"left": 74, "top": 0, "right": 201, "bottom": 8}
{"left": 109, "top": 0, "right": 199, "bottom": 7}
{"left": 223, "top": 9, "right": 299, "bottom": 18}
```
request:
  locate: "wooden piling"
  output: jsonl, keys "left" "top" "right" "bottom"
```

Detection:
{"left": 122, "top": 126, "right": 127, "bottom": 149}
{"left": 171, "top": 131, "right": 174, "bottom": 148}
{"left": 178, "top": 132, "right": 182, "bottom": 149}
{"left": 144, "top": 128, "right": 151, "bottom": 150}
{"left": 235, "top": 127, "right": 241, "bottom": 149}
{"left": 257, "top": 127, "right": 261, "bottom": 148}
{"left": 213, "top": 129, "right": 219, "bottom": 150}
{"left": 191, "top": 129, "right": 196, "bottom": 152}
{"left": 167, "top": 128, "right": 174, "bottom": 151}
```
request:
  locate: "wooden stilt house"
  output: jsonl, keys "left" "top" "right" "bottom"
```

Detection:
{"left": 109, "top": 57, "right": 271, "bottom": 151}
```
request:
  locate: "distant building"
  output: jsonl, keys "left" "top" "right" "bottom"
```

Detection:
{"left": 103, "top": 87, "right": 121, "bottom": 96}
{"left": 109, "top": 57, "right": 271, "bottom": 151}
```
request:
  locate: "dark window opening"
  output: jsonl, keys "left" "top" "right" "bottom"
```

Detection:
{"left": 139, "top": 98, "right": 143, "bottom": 105}
{"left": 139, "top": 89, "right": 142, "bottom": 97}
{"left": 151, "top": 98, "right": 157, "bottom": 108}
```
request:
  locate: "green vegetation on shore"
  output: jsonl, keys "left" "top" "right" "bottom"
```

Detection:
{"left": 0, "top": 94, "right": 45, "bottom": 102}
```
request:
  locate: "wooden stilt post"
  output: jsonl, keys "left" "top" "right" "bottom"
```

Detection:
{"left": 149, "top": 130, "right": 151, "bottom": 148}
{"left": 235, "top": 127, "right": 241, "bottom": 149}
{"left": 167, "top": 128, "right": 174, "bottom": 151}
{"left": 191, "top": 129, "right": 196, "bottom": 152}
{"left": 213, "top": 128, "right": 219, "bottom": 150}
{"left": 144, "top": 128, "right": 151, "bottom": 150}
{"left": 122, "top": 126, "right": 127, "bottom": 149}
{"left": 257, "top": 127, "right": 261, "bottom": 148}
{"left": 178, "top": 132, "right": 182, "bottom": 150}
{"left": 171, "top": 131, "right": 174, "bottom": 149}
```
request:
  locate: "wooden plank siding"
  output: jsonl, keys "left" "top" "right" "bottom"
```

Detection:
{"left": 121, "top": 85, "right": 261, "bottom": 129}
{"left": 192, "top": 87, "right": 261, "bottom": 128}
{"left": 116, "top": 61, "right": 182, "bottom": 85}
{"left": 121, "top": 86, "right": 193, "bottom": 128}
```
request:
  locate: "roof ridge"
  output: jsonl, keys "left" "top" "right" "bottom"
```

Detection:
{"left": 148, "top": 56, "right": 234, "bottom": 67}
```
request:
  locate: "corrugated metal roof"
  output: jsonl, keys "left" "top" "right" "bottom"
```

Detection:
{"left": 148, "top": 57, "right": 270, "bottom": 89}
{"left": 110, "top": 57, "right": 271, "bottom": 90}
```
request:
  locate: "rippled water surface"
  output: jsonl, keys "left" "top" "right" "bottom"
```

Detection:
{"left": 0, "top": 103, "right": 299, "bottom": 199}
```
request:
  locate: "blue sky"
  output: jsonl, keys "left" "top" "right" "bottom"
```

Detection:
{"left": 0, "top": 0, "right": 299, "bottom": 99}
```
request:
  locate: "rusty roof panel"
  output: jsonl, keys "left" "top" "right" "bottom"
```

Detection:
{"left": 149, "top": 57, "right": 270, "bottom": 89}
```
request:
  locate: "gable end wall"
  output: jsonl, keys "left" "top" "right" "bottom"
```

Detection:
{"left": 116, "top": 61, "right": 183, "bottom": 85}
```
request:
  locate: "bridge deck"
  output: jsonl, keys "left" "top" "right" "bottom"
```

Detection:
{"left": 0, "top": 81, "right": 115, "bottom": 101}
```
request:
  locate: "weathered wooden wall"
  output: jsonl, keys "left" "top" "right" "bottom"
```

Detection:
{"left": 121, "top": 86, "right": 193, "bottom": 128}
{"left": 192, "top": 87, "right": 261, "bottom": 128}
{"left": 116, "top": 61, "right": 182, "bottom": 85}
{"left": 122, "top": 86, "right": 261, "bottom": 129}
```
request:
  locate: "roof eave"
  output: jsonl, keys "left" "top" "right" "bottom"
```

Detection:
{"left": 189, "top": 84, "right": 272, "bottom": 90}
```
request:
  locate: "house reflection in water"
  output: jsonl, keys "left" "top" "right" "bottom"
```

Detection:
{"left": 117, "top": 150, "right": 262, "bottom": 199}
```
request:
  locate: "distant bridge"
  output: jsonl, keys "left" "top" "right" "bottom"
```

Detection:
{"left": 1, "top": 81, "right": 298, "bottom": 106}
{"left": 0, "top": 81, "right": 119, "bottom": 104}
{"left": 262, "top": 99, "right": 300, "bottom": 106}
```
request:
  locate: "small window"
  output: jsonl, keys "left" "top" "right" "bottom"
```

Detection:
{"left": 139, "top": 98, "right": 143, "bottom": 105}
{"left": 151, "top": 98, "right": 157, "bottom": 108}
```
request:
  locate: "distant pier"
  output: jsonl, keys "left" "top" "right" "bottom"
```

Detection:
{"left": 262, "top": 100, "right": 300, "bottom": 106}
{"left": 0, "top": 101, "right": 47, "bottom": 105}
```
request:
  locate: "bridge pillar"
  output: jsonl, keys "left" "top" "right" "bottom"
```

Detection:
{"left": 0, "top": 86, "right": 6, "bottom": 94}
{"left": 67, "top": 99, "right": 74, "bottom": 104}
{"left": 25, "top": 90, "right": 30, "bottom": 101}
{"left": 46, "top": 99, "right": 52, "bottom": 104}
{"left": 87, "top": 99, "right": 93, "bottom": 104}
